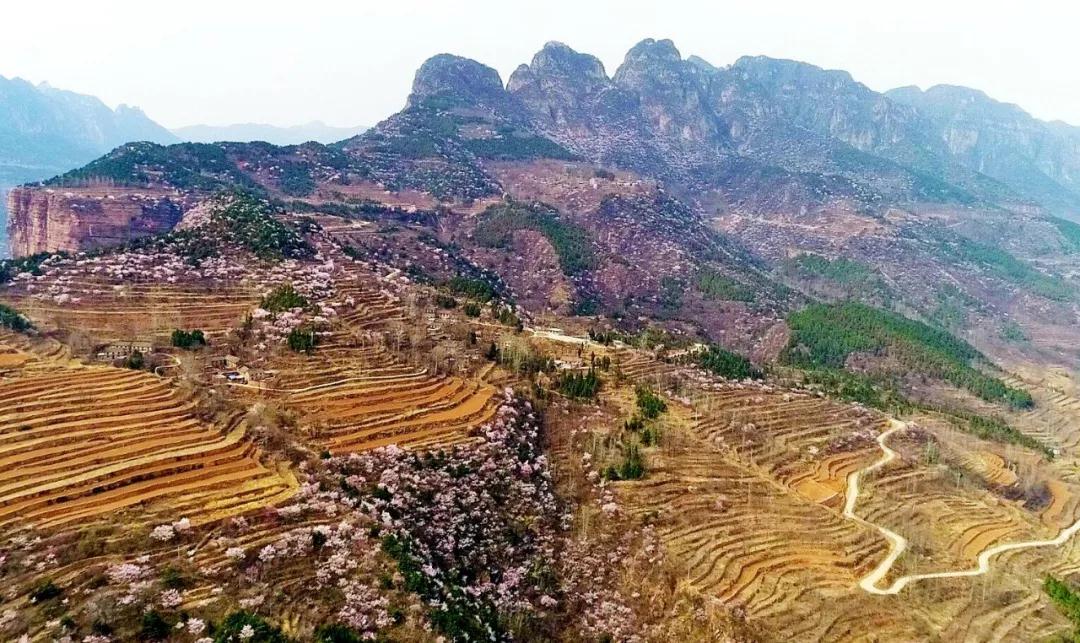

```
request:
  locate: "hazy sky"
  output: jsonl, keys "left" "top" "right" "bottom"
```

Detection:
{"left": 2, "top": 0, "right": 1078, "bottom": 129}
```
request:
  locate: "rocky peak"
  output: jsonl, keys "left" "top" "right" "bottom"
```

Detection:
{"left": 620, "top": 38, "right": 682, "bottom": 65}
{"left": 686, "top": 55, "right": 717, "bottom": 73}
{"left": 530, "top": 42, "right": 607, "bottom": 83}
{"left": 612, "top": 38, "right": 724, "bottom": 149}
{"left": 612, "top": 39, "right": 690, "bottom": 92}
{"left": 507, "top": 42, "right": 616, "bottom": 129}
{"left": 406, "top": 54, "right": 509, "bottom": 111}
{"left": 507, "top": 41, "right": 610, "bottom": 96}
{"left": 732, "top": 55, "right": 857, "bottom": 94}
{"left": 887, "top": 84, "right": 1030, "bottom": 125}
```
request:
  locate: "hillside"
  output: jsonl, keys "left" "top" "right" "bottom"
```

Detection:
{"left": 4, "top": 184, "right": 1080, "bottom": 641}
{"left": 7, "top": 38, "right": 1080, "bottom": 642}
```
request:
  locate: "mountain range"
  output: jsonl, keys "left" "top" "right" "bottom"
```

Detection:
{"left": 0, "top": 76, "right": 177, "bottom": 173}
{"left": 281, "top": 38, "right": 1080, "bottom": 218}
{"left": 0, "top": 77, "right": 371, "bottom": 256}
{"left": 8, "top": 39, "right": 1080, "bottom": 260}
{"left": 435, "top": 38, "right": 1080, "bottom": 215}
{"left": 0, "top": 75, "right": 177, "bottom": 256}
{"left": 171, "top": 121, "right": 368, "bottom": 146}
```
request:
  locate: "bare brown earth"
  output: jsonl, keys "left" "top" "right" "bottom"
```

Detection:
{"left": 0, "top": 331, "right": 295, "bottom": 531}
{"left": 311, "top": 180, "right": 500, "bottom": 215}
{"left": 487, "top": 160, "right": 656, "bottom": 214}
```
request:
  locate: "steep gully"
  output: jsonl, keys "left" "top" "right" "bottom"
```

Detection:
{"left": 845, "top": 420, "right": 1080, "bottom": 594}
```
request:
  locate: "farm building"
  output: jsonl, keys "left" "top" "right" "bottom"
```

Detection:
{"left": 96, "top": 340, "right": 154, "bottom": 361}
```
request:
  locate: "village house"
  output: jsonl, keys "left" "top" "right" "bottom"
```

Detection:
{"left": 211, "top": 354, "right": 241, "bottom": 370}
{"left": 96, "top": 340, "right": 154, "bottom": 361}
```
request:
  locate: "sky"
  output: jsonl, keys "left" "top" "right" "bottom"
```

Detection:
{"left": 1, "top": 0, "right": 1078, "bottom": 129}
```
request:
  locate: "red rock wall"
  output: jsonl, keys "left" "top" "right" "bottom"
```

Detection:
{"left": 6, "top": 187, "right": 187, "bottom": 258}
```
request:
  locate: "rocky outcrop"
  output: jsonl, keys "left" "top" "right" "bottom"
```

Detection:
{"left": 613, "top": 38, "right": 725, "bottom": 148}
{"left": 406, "top": 54, "right": 515, "bottom": 115}
{"left": 507, "top": 42, "right": 664, "bottom": 174}
{"left": 503, "top": 40, "right": 1051, "bottom": 208}
{"left": 6, "top": 187, "right": 186, "bottom": 257}
{"left": 507, "top": 41, "right": 614, "bottom": 128}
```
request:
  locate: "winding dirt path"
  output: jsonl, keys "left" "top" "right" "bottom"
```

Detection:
{"left": 845, "top": 420, "right": 1080, "bottom": 595}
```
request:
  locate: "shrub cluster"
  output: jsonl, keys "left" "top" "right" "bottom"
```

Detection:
{"left": 287, "top": 326, "right": 318, "bottom": 353}
{"left": 783, "top": 302, "right": 1032, "bottom": 409}
{"left": 0, "top": 303, "right": 33, "bottom": 333}
{"left": 634, "top": 385, "right": 667, "bottom": 420}
{"left": 603, "top": 443, "right": 645, "bottom": 481}
{"left": 475, "top": 202, "right": 598, "bottom": 276}
{"left": 170, "top": 329, "right": 206, "bottom": 349}
{"left": 697, "top": 269, "right": 754, "bottom": 302}
{"left": 261, "top": 284, "right": 309, "bottom": 313}
{"left": 557, "top": 368, "right": 600, "bottom": 399}
{"left": 692, "top": 344, "right": 762, "bottom": 380}
{"left": 1045, "top": 575, "right": 1080, "bottom": 631}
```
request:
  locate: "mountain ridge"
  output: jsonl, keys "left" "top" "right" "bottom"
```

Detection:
{"left": 171, "top": 120, "right": 368, "bottom": 146}
{"left": 10, "top": 37, "right": 1080, "bottom": 260}
{"left": 886, "top": 83, "right": 1080, "bottom": 211}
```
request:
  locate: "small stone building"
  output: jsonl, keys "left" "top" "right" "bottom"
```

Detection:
{"left": 211, "top": 355, "right": 241, "bottom": 370}
{"left": 97, "top": 340, "right": 153, "bottom": 361}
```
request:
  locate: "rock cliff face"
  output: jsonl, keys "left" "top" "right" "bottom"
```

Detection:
{"left": 887, "top": 84, "right": 1080, "bottom": 211}
{"left": 503, "top": 42, "right": 992, "bottom": 204}
{"left": 6, "top": 187, "right": 186, "bottom": 257}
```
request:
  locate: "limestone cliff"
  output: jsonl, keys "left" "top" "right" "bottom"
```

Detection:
{"left": 6, "top": 187, "right": 187, "bottom": 257}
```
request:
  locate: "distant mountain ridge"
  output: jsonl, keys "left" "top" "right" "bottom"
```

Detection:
{"left": 18, "top": 39, "right": 1080, "bottom": 218}
{"left": 357, "top": 39, "right": 1020, "bottom": 211}
{"left": 171, "top": 121, "right": 368, "bottom": 146}
{"left": 0, "top": 75, "right": 177, "bottom": 256}
{"left": 886, "top": 84, "right": 1080, "bottom": 212}
{"left": 0, "top": 76, "right": 177, "bottom": 171}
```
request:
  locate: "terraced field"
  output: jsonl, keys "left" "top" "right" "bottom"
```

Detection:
{"left": 267, "top": 332, "right": 497, "bottom": 453}
{"left": 593, "top": 365, "right": 1080, "bottom": 640}
{"left": 842, "top": 424, "right": 1076, "bottom": 641}
{"left": 686, "top": 387, "right": 886, "bottom": 506}
{"left": 213, "top": 255, "right": 501, "bottom": 453}
{"left": 0, "top": 348, "right": 295, "bottom": 530}
{"left": 860, "top": 463, "right": 1042, "bottom": 575}
{"left": 1, "top": 277, "right": 257, "bottom": 338}
{"left": 616, "top": 386, "right": 923, "bottom": 640}
{"left": 1002, "top": 369, "right": 1080, "bottom": 456}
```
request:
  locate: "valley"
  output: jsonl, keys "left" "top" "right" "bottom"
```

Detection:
{"left": 3, "top": 37, "right": 1080, "bottom": 642}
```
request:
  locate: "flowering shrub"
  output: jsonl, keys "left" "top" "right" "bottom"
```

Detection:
{"left": 332, "top": 391, "right": 564, "bottom": 640}
{"left": 157, "top": 192, "right": 315, "bottom": 262}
